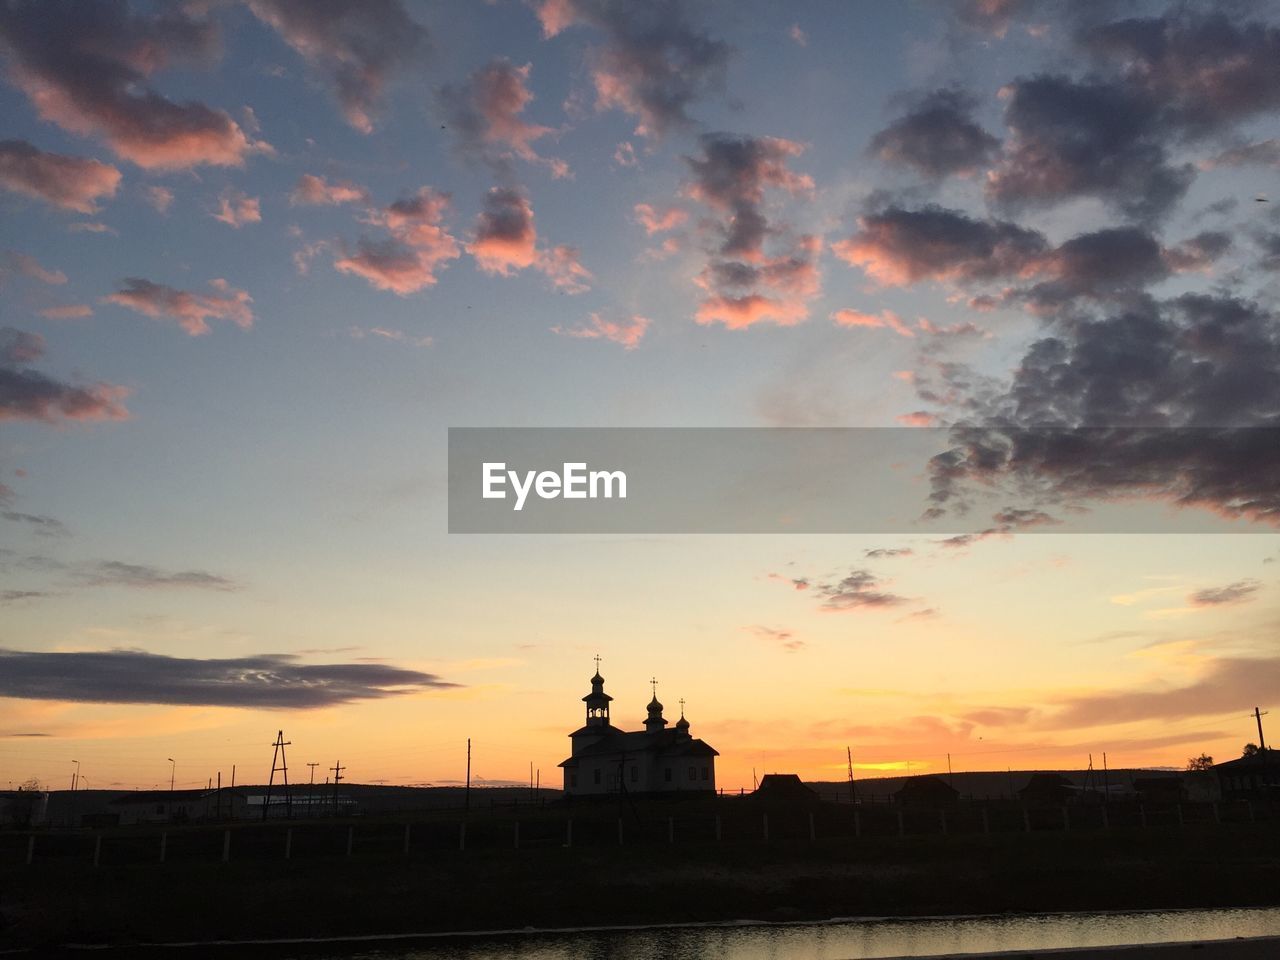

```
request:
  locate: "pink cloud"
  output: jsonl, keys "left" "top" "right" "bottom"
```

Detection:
{"left": 246, "top": 0, "right": 427, "bottom": 134}
{"left": 142, "top": 185, "right": 173, "bottom": 213}
{"left": 552, "top": 312, "right": 649, "bottom": 349}
{"left": 696, "top": 294, "right": 809, "bottom": 330}
{"left": 102, "top": 278, "right": 254, "bottom": 336}
{"left": 334, "top": 188, "right": 461, "bottom": 295}
{"left": 633, "top": 202, "right": 687, "bottom": 234}
{"left": 538, "top": 245, "right": 592, "bottom": 294}
{"left": 0, "top": 140, "right": 121, "bottom": 213}
{"left": 0, "top": 6, "right": 260, "bottom": 169}
{"left": 0, "top": 326, "right": 129, "bottom": 423}
{"left": 438, "top": 59, "right": 567, "bottom": 177}
{"left": 38, "top": 304, "right": 93, "bottom": 320}
{"left": 469, "top": 186, "right": 540, "bottom": 275}
{"left": 831, "top": 308, "right": 915, "bottom": 338}
{"left": 211, "top": 189, "right": 261, "bottom": 228}
{"left": 2, "top": 251, "right": 67, "bottom": 286}
{"left": 290, "top": 174, "right": 370, "bottom": 207}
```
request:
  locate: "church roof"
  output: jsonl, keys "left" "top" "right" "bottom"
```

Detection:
{"left": 560, "top": 727, "right": 718, "bottom": 766}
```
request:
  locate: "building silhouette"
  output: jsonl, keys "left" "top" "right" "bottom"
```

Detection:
{"left": 559, "top": 666, "right": 718, "bottom": 795}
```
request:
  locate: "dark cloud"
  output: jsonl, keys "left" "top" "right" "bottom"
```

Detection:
{"left": 870, "top": 88, "right": 999, "bottom": 179}
{"left": 0, "top": 1, "right": 258, "bottom": 169}
{"left": 1206, "top": 138, "right": 1280, "bottom": 169}
{"left": 0, "top": 589, "right": 52, "bottom": 604}
{"left": 0, "top": 140, "right": 121, "bottom": 212}
{"left": 1189, "top": 579, "right": 1261, "bottom": 607}
{"left": 0, "top": 648, "right": 459, "bottom": 708}
{"left": 683, "top": 133, "right": 820, "bottom": 328}
{"left": 2, "top": 511, "right": 66, "bottom": 536}
{"left": 812, "top": 569, "right": 907, "bottom": 611}
{"left": 102, "top": 278, "right": 253, "bottom": 335}
{"left": 1079, "top": 10, "right": 1280, "bottom": 136}
{"left": 246, "top": 0, "right": 427, "bottom": 134}
{"left": 922, "top": 291, "right": 1280, "bottom": 525}
{"left": 833, "top": 204, "right": 1047, "bottom": 287}
{"left": 536, "top": 0, "right": 731, "bottom": 140}
{"left": 865, "top": 547, "right": 914, "bottom": 559}
{"left": 75, "top": 560, "right": 238, "bottom": 591}
{"left": 988, "top": 74, "right": 1193, "bottom": 223}
{"left": 436, "top": 59, "right": 566, "bottom": 178}
{"left": 0, "top": 326, "right": 129, "bottom": 423}
{"left": 1047, "top": 656, "right": 1280, "bottom": 730}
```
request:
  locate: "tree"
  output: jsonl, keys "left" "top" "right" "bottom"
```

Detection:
{"left": 1186, "top": 754, "right": 1214, "bottom": 771}
{"left": 1243, "top": 743, "right": 1261, "bottom": 758}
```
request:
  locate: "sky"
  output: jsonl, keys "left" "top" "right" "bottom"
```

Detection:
{"left": 0, "top": 0, "right": 1277, "bottom": 794}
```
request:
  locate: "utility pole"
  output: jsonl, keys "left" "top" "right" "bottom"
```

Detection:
{"left": 168, "top": 758, "right": 176, "bottom": 824}
{"left": 263, "top": 731, "right": 292, "bottom": 821}
{"left": 71, "top": 759, "right": 80, "bottom": 792}
{"left": 947, "top": 752, "right": 953, "bottom": 788}
{"left": 465, "top": 738, "right": 471, "bottom": 812}
{"left": 1102, "top": 752, "right": 1110, "bottom": 801}
{"left": 330, "top": 760, "right": 344, "bottom": 816}
{"left": 846, "top": 747, "right": 856, "bottom": 803}
{"left": 1255, "top": 707, "right": 1269, "bottom": 751}
{"left": 307, "top": 762, "right": 319, "bottom": 815}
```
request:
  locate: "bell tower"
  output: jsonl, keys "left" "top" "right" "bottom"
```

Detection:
{"left": 582, "top": 654, "right": 612, "bottom": 727}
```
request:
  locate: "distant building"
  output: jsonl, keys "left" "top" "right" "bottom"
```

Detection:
{"left": 754, "top": 774, "right": 819, "bottom": 805}
{"left": 895, "top": 775, "right": 959, "bottom": 807}
{"left": 1214, "top": 749, "right": 1280, "bottom": 801}
{"left": 559, "top": 667, "right": 718, "bottom": 796}
{"left": 109, "top": 788, "right": 249, "bottom": 825}
{"left": 1019, "top": 773, "right": 1076, "bottom": 805}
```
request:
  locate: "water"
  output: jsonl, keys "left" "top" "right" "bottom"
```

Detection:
{"left": 288, "top": 907, "right": 1280, "bottom": 959}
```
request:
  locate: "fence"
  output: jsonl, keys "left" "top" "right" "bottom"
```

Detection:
{"left": 2, "top": 798, "right": 1273, "bottom": 870}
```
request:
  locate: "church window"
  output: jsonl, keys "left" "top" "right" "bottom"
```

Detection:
{"left": 630, "top": 766, "right": 638, "bottom": 783}
{"left": 701, "top": 766, "right": 709, "bottom": 780}
{"left": 688, "top": 766, "right": 696, "bottom": 780}
{"left": 593, "top": 768, "right": 602, "bottom": 785}
{"left": 570, "top": 773, "right": 577, "bottom": 788}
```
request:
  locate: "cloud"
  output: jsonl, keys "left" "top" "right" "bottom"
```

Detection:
{"left": 469, "top": 186, "right": 538, "bottom": 275}
{"left": 788, "top": 24, "right": 807, "bottom": 47}
{"left": 334, "top": 187, "right": 461, "bottom": 295}
{"left": 812, "top": 568, "right": 908, "bottom": 611}
{"left": 748, "top": 625, "right": 805, "bottom": 652}
{"left": 1, "top": 251, "right": 66, "bottom": 286}
{"left": 1078, "top": 10, "right": 1280, "bottom": 136}
{"left": 0, "top": 648, "right": 460, "bottom": 708}
{"left": 923, "top": 293, "right": 1280, "bottom": 526}
{"left": 831, "top": 308, "right": 914, "bottom": 338}
{"left": 211, "top": 189, "right": 261, "bottom": 227}
{"left": 1205, "top": 139, "right": 1280, "bottom": 169}
{"left": 38, "top": 304, "right": 93, "bottom": 320}
{"left": 2, "top": 511, "right": 67, "bottom": 537}
{"left": 552, "top": 312, "right": 649, "bottom": 349}
{"left": 143, "top": 184, "right": 173, "bottom": 213}
{"left": 633, "top": 202, "right": 687, "bottom": 234}
{"left": 467, "top": 187, "right": 591, "bottom": 291}
{"left": 437, "top": 59, "right": 567, "bottom": 178}
{"left": 0, "top": 1, "right": 259, "bottom": 169}
{"left": 0, "top": 140, "right": 121, "bottom": 212}
{"left": 246, "top": 0, "right": 428, "bottom": 134}
{"left": 1046, "top": 656, "right": 1280, "bottom": 730}
{"left": 74, "top": 560, "right": 238, "bottom": 591}
{"left": 290, "top": 173, "right": 369, "bottom": 207}
{"left": 987, "top": 74, "right": 1193, "bottom": 222}
{"left": 1189, "top": 579, "right": 1261, "bottom": 607}
{"left": 870, "top": 89, "right": 999, "bottom": 179}
{"left": 865, "top": 547, "right": 914, "bottom": 559}
{"left": 684, "top": 133, "right": 820, "bottom": 329}
{"left": 345, "top": 326, "right": 432, "bottom": 348}
{"left": 0, "top": 590, "right": 52, "bottom": 605}
{"left": 535, "top": 0, "right": 731, "bottom": 140}
{"left": 833, "top": 204, "right": 1046, "bottom": 288}
{"left": 0, "top": 326, "right": 129, "bottom": 423}
{"left": 103, "top": 278, "right": 253, "bottom": 335}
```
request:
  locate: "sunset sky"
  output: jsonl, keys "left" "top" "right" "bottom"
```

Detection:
{"left": 1, "top": 0, "right": 1277, "bottom": 794}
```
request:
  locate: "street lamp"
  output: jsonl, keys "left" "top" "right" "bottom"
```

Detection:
{"left": 167, "top": 758, "right": 176, "bottom": 822}
{"left": 71, "top": 759, "right": 80, "bottom": 792}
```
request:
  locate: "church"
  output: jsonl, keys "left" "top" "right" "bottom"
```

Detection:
{"left": 559, "top": 662, "right": 719, "bottom": 796}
